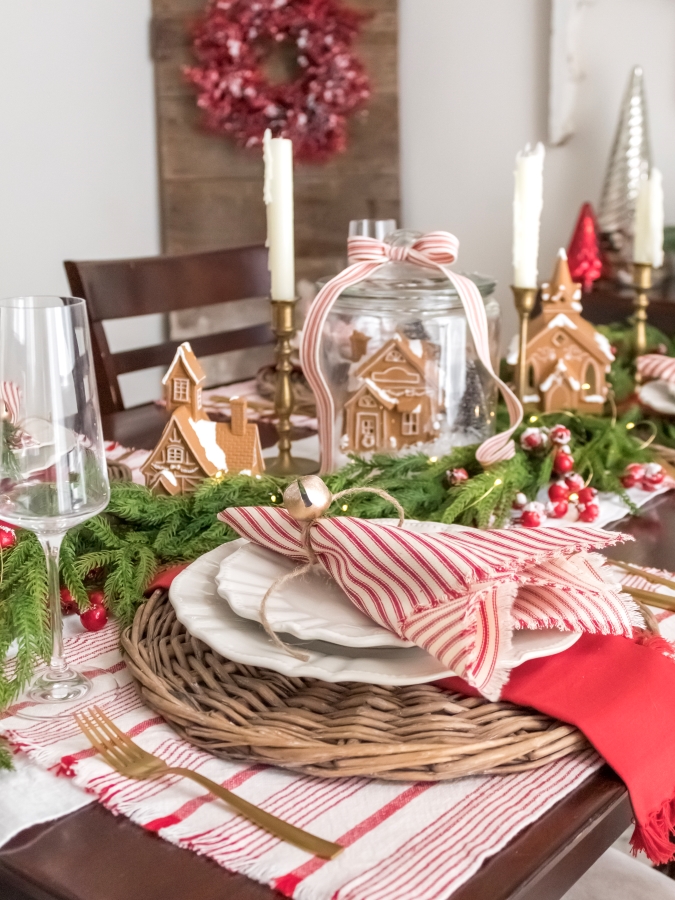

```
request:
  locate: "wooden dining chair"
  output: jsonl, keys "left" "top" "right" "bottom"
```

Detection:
{"left": 64, "top": 244, "right": 273, "bottom": 417}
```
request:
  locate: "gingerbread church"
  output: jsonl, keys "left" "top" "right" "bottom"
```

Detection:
{"left": 141, "top": 342, "right": 264, "bottom": 494}
{"left": 342, "top": 333, "right": 439, "bottom": 453}
{"left": 519, "top": 250, "right": 614, "bottom": 413}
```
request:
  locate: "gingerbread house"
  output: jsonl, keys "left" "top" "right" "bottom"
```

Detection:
{"left": 141, "top": 342, "right": 264, "bottom": 494}
{"left": 519, "top": 250, "right": 614, "bottom": 413}
{"left": 342, "top": 334, "right": 439, "bottom": 453}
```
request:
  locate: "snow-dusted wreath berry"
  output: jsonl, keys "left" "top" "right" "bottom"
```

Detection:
{"left": 621, "top": 462, "right": 667, "bottom": 492}
{"left": 447, "top": 467, "right": 469, "bottom": 486}
{"left": 185, "top": 0, "right": 371, "bottom": 163}
{"left": 519, "top": 426, "right": 549, "bottom": 452}
{"left": 549, "top": 424, "right": 571, "bottom": 446}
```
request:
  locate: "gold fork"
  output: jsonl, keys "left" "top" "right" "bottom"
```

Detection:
{"left": 612, "top": 560, "right": 675, "bottom": 612}
{"left": 75, "top": 706, "right": 342, "bottom": 860}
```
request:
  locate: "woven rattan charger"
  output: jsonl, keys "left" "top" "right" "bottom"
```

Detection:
{"left": 122, "top": 589, "right": 589, "bottom": 780}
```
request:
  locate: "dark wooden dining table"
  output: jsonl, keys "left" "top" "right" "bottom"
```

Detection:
{"left": 3, "top": 410, "right": 675, "bottom": 900}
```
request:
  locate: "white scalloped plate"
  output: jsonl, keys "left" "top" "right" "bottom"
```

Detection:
{"left": 216, "top": 520, "right": 467, "bottom": 648}
{"left": 169, "top": 541, "right": 580, "bottom": 686}
{"left": 639, "top": 380, "right": 675, "bottom": 416}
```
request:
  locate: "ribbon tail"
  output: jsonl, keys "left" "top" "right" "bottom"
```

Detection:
{"left": 300, "top": 258, "right": 386, "bottom": 473}
{"left": 439, "top": 266, "right": 523, "bottom": 466}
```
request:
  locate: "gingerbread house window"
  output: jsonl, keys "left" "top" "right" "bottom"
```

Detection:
{"left": 402, "top": 411, "right": 420, "bottom": 436}
{"left": 166, "top": 444, "right": 184, "bottom": 464}
{"left": 583, "top": 364, "right": 597, "bottom": 394}
{"left": 173, "top": 378, "right": 190, "bottom": 402}
{"left": 196, "top": 387, "right": 202, "bottom": 409}
{"left": 552, "top": 332, "right": 566, "bottom": 347}
{"left": 385, "top": 350, "right": 405, "bottom": 363}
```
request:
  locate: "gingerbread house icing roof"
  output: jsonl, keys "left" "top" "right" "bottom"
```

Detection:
{"left": 141, "top": 405, "right": 226, "bottom": 483}
{"left": 345, "top": 381, "right": 396, "bottom": 411}
{"left": 354, "top": 334, "right": 428, "bottom": 381}
{"left": 161, "top": 341, "right": 206, "bottom": 387}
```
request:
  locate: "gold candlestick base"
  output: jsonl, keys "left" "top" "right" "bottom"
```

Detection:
{"left": 265, "top": 298, "right": 319, "bottom": 477}
{"left": 633, "top": 262, "right": 653, "bottom": 385}
{"left": 511, "top": 285, "right": 538, "bottom": 402}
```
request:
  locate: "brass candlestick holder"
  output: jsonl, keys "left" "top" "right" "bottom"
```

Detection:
{"left": 265, "top": 299, "right": 319, "bottom": 477}
{"left": 511, "top": 285, "right": 538, "bottom": 401}
{"left": 633, "top": 262, "right": 652, "bottom": 383}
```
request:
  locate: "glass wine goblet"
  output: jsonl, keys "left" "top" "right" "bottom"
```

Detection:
{"left": 0, "top": 296, "right": 118, "bottom": 718}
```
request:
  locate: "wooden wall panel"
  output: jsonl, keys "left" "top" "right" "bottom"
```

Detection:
{"left": 151, "top": 0, "right": 400, "bottom": 284}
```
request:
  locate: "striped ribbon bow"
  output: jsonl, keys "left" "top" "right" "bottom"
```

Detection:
{"left": 219, "top": 506, "right": 640, "bottom": 699}
{"left": 0, "top": 381, "right": 21, "bottom": 425}
{"left": 636, "top": 354, "right": 675, "bottom": 384}
{"left": 300, "top": 231, "right": 524, "bottom": 472}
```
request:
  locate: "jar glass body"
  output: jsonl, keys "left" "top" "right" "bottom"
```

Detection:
{"left": 317, "top": 231, "right": 500, "bottom": 466}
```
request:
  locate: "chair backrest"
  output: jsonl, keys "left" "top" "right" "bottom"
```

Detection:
{"left": 65, "top": 244, "right": 272, "bottom": 415}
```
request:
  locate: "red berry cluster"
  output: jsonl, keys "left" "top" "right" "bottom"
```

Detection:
{"left": 60, "top": 587, "right": 109, "bottom": 632}
{"left": 517, "top": 423, "right": 599, "bottom": 527}
{"left": 520, "top": 424, "right": 574, "bottom": 476}
{"left": 0, "top": 522, "right": 16, "bottom": 550}
{"left": 620, "top": 462, "right": 666, "bottom": 492}
{"left": 547, "top": 476, "right": 599, "bottom": 523}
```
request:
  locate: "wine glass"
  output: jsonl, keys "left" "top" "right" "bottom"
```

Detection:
{"left": 0, "top": 296, "right": 118, "bottom": 718}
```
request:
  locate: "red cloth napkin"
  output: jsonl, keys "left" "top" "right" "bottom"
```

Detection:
{"left": 145, "top": 564, "right": 188, "bottom": 593}
{"left": 439, "top": 633, "right": 675, "bottom": 864}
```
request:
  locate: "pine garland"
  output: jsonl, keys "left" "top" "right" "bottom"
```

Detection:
{"left": 0, "top": 409, "right": 658, "bottom": 721}
{"left": 599, "top": 320, "right": 675, "bottom": 407}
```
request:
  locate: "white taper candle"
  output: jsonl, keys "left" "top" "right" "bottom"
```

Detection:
{"left": 263, "top": 129, "right": 296, "bottom": 300}
{"left": 634, "top": 168, "right": 664, "bottom": 268}
{"left": 513, "top": 142, "right": 545, "bottom": 288}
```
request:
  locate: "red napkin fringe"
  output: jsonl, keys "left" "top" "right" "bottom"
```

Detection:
{"left": 630, "top": 798, "right": 675, "bottom": 863}
{"left": 632, "top": 627, "right": 675, "bottom": 659}
{"left": 439, "top": 631, "right": 675, "bottom": 865}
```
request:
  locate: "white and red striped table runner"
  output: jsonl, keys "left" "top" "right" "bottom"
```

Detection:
{"left": 0, "top": 623, "right": 603, "bottom": 900}
{"left": 4, "top": 562, "right": 675, "bottom": 898}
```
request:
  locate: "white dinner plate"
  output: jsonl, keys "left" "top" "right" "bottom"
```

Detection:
{"left": 169, "top": 542, "right": 580, "bottom": 686}
{"left": 216, "top": 519, "right": 468, "bottom": 648}
{"left": 638, "top": 380, "right": 675, "bottom": 416}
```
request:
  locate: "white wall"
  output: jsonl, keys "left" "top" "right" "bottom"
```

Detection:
{"left": 400, "top": 0, "right": 675, "bottom": 346}
{"left": 3, "top": 0, "right": 674, "bottom": 382}
{"left": 0, "top": 0, "right": 162, "bottom": 405}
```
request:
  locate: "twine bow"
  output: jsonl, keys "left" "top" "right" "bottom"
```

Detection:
{"left": 300, "top": 231, "right": 524, "bottom": 472}
{"left": 255, "top": 484, "right": 405, "bottom": 662}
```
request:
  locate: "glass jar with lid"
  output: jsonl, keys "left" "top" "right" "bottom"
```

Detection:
{"left": 314, "top": 223, "right": 501, "bottom": 468}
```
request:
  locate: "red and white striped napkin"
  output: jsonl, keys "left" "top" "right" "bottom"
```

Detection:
{"left": 636, "top": 354, "right": 675, "bottom": 383}
{"left": 219, "top": 508, "right": 639, "bottom": 699}
{"left": 0, "top": 623, "right": 602, "bottom": 900}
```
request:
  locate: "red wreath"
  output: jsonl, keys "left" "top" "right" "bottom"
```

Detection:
{"left": 184, "top": 0, "right": 371, "bottom": 163}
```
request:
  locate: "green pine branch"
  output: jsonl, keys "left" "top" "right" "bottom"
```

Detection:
{"left": 0, "top": 405, "right": 665, "bottom": 710}
{"left": 0, "top": 738, "right": 11, "bottom": 770}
